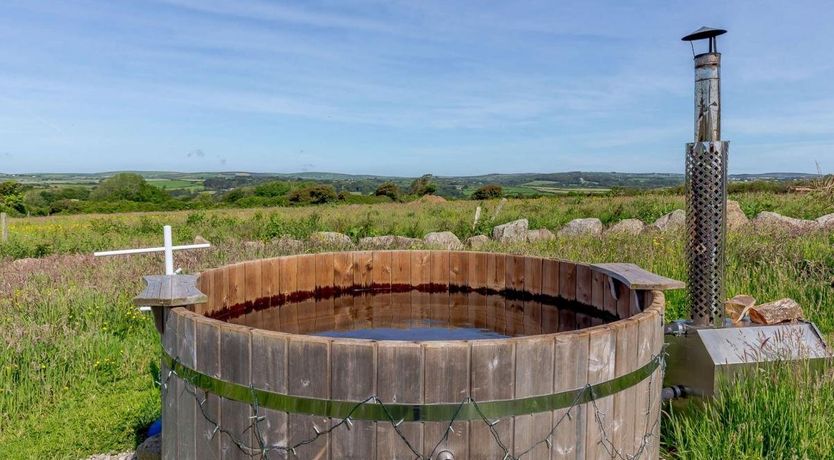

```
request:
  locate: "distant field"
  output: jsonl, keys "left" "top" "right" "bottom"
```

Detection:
{"left": 145, "top": 178, "right": 204, "bottom": 192}
{"left": 463, "top": 183, "right": 611, "bottom": 196}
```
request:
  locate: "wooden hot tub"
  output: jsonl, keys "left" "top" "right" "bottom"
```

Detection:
{"left": 157, "top": 250, "right": 682, "bottom": 459}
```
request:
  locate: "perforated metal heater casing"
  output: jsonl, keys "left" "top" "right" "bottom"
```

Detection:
{"left": 686, "top": 141, "right": 728, "bottom": 325}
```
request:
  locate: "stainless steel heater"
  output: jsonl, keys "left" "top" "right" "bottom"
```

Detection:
{"left": 683, "top": 26, "right": 728, "bottom": 327}
{"left": 663, "top": 28, "right": 830, "bottom": 399}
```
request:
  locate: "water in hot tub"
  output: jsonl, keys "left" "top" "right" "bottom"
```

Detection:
{"left": 223, "top": 288, "right": 614, "bottom": 341}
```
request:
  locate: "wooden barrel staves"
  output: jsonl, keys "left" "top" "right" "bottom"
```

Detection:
{"left": 146, "top": 251, "right": 683, "bottom": 459}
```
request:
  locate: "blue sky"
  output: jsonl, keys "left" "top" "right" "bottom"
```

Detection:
{"left": 1, "top": 0, "right": 833, "bottom": 176}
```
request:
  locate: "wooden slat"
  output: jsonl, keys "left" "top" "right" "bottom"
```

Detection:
{"left": 505, "top": 255, "right": 525, "bottom": 336}
{"left": 219, "top": 324, "right": 252, "bottom": 460}
{"left": 315, "top": 253, "right": 336, "bottom": 333}
{"left": 590, "top": 263, "right": 685, "bottom": 291}
{"left": 262, "top": 258, "right": 280, "bottom": 308}
{"left": 251, "top": 329, "right": 288, "bottom": 459}
{"left": 430, "top": 251, "right": 451, "bottom": 323}
{"left": 211, "top": 267, "right": 228, "bottom": 316}
{"left": 333, "top": 252, "right": 355, "bottom": 332}
{"left": 649, "top": 306, "right": 664, "bottom": 459}
{"left": 486, "top": 253, "right": 506, "bottom": 334}
{"left": 288, "top": 337, "right": 330, "bottom": 459}
{"left": 470, "top": 340, "right": 515, "bottom": 458}
{"left": 616, "top": 282, "right": 630, "bottom": 321}
{"left": 467, "top": 252, "right": 488, "bottom": 329}
{"left": 591, "top": 269, "right": 605, "bottom": 313}
{"left": 559, "top": 262, "right": 577, "bottom": 301}
{"left": 162, "top": 309, "right": 178, "bottom": 459}
{"left": 585, "top": 326, "right": 616, "bottom": 460}
{"left": 611, "top": 320, "right": 638, "bottom": 457}
{"left": 372, "top": 251, "right": 393, "bottom": 328}
{"left": 278, "top": 256, "right": 299, "bottom": 334}
{"left": 411, "top": 251, "right": 432, "bottom": 321}
{"left": 295, "top": 255, "right": 317, "bottom": 333}
{"left": 333, "top": 252, "right": 354, "bottom": 288}
{"left": 449, "top": 252, "right": 468, "bottom": 327}
{"left": 176, "top": 311, "right": 197, "bottom": 459}
{"left": 353, "top": 251, "right": 374, "bottom": 288}
{"left": 195, "top": 270, "right": 211, "bottom": 315}
{"left": 245, "top": 261, "right": 263, "bottom": 313}
{"left": 513, "top": 336, "right": 554, "bottom": 458}
{"left": 523, "top": 257, "right": 543, "bottom": 335}
{"left": 227, "top": 263, "right": 246, "bottom": 309}
{"left": 553, "top": 331, "right": 590, "bottom": 460}
{"left": 331, "top": 341, "right": 377, "bottom": 458}
{"left": 423, "top": 341, "right": 470, "bottom": 459}
{"left": 194, "top": 317, "right": 221, "bottom": 459}
{"left": 602, "top": 275, "right": 619, "bottom": 318}
{"left": 542, "top": 259, "right": 561, "bottom": 333}
{"left": 376, "top": 342, "right": 423, "bottom": 459}
{"left": 632, "top": 310, "right": 657, "bottom": 454}
{"left": 575, "top": 264, "right": 593, "bottom": 306}
{"left": 542, "top": 259, "right": 560, "bottom": 297}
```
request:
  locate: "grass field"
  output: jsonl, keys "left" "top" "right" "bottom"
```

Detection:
{"left": 145, "top": 178, "right": 205, "bottom": 192}
{"left": 1, "top": 192, "right": 832, "bottom": 458}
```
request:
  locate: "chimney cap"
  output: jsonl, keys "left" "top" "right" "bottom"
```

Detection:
{"left": 681, "top": 26, "right": 727, "bottom": 42}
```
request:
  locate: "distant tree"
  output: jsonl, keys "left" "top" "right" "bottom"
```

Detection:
{"left": 0, "top": 181, "right": 27, "bottom": 214}
{"left": 0, "top": 181, "right": 24, "bottom": 197}
{"left": 409, "top": 174, "right": 436, "bottom": 196}
{"left": 288, "top": 184, "right": 338, "bottom": 205}
{"left": 89, "top": 173, "right": 169, "bottom": 203}
{"left": 471, "top": 184, "right": 503, "bottom": 200}
{"left": 374, "top": 182, "right": 401, "bottom": 201}
{"left": 254, "top": 181, "right": 292, "bottom": 198}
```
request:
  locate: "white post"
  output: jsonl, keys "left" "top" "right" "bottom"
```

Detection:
{"left": 1, "top": 212, "right": 7, "bottom": 243}
{"left": 163, "top": 225, "right": 174, "bottom": 276}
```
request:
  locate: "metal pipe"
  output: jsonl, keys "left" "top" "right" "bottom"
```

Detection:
{"left": 694, "top": 53, "right": 721, "bottom": 142}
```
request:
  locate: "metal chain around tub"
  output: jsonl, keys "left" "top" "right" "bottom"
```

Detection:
{"left": 157, "top": 348, "right": 666, "bottom": 460}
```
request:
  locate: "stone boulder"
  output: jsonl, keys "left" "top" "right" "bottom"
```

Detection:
{"left": 816, "top": 213, "right": 834, "bottom": 231}
{"left": 605, "top": 219, "right": 645, "bottom": 236}
{"left": 423, "top": 231, "right": 463, "bottom": 250}
{"left": 727, "top": 200, "right": 750, "bottom": 231}
{"left": 465, "top": 234, "right": 491, "bottom": 249}
{"left": 269, "top": 236, "right": 305, "bottom": 253}
{"left": 135, "top": 434, "right": 161, "bottom": 460}
{"left": 650, "top": 209, "right": 686, "bottom": 232}
{"left": 752, "top": 211, "right": 820, "bottom": 232}
{"left": 492, "top": 219, "right": 529, "bottom": 243}
{"left": 557, "top": 218, "right": 603, "bottom": 237}
{"left": 193, "top": 235, "right": 210, "bottom": 245}
{"left": 359, "top": 235, "right": 422, "bottom": 249}
{"left": 526, "top": 228, "right": 556, "bottom": 242}
{"left": 309, "top": 231, "right": 353, "bottom": 247}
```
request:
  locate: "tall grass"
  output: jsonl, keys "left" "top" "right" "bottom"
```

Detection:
{"left": 0, "top": 193, "right": 832, "bottom": 458}
{"left": 663, "top": 363, "right": 834, "bottom": 459}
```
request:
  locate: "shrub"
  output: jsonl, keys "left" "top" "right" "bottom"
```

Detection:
{"left": 287, "top": 185, "right": 338, "bottom": 205}
{"left": 90, "top": 173, "right": 169, "bottom": 203}
{"left": 375, "top": 182, "right": 401, "bottom": 201}
{"left": 471, "top": 184, "right": 503, "bottom": 200}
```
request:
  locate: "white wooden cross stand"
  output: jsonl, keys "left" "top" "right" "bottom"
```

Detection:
{"left": 94, "top": 225, "right": 209, "bottom": 333}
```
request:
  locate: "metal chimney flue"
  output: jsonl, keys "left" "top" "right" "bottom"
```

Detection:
{"left": 682, "top": 27, "right": 729, "bottom": 327}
